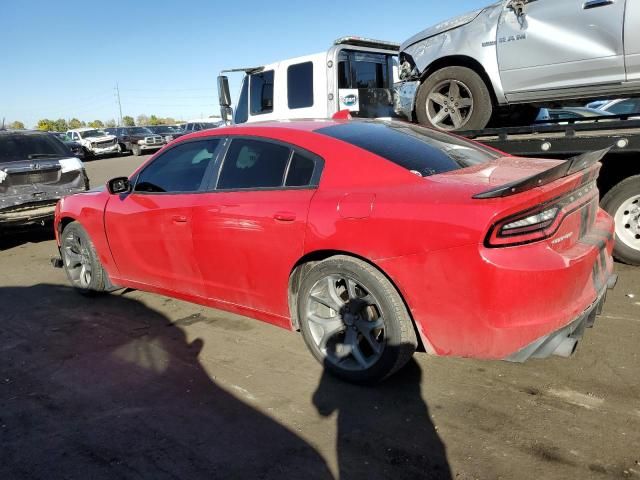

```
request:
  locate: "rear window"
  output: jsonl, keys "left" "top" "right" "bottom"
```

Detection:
{"left": 316, "top": 121, "right": 499, "bottom": 177}
{"left": 0, "top": 133, "right": 69, "bottom": 163}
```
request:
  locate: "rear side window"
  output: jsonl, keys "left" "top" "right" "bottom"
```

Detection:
{"left": 135, "top": 139, "right": 220, "bottom": 193}
{"left": 287, "top": 62, "right": 314, "bottom": 109}
{"left": 317, "top": 121, "right": 499, "bottom": 177}
{"left": 250, "top": 70, "right": 274, "bottom": 115}
{"left": 607, "top": 99, "right": 640, "bottom": 115}
{"left": 285, "top": 153, "right": 315, "bottom": 186}
{"left": 217, "top": 139, "right": 290, "bottom": 189}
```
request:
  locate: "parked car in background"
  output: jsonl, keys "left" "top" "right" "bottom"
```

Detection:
{"left": 597, "top": 98, "right": 640, "bottom": 116}
{"left": 536, "top": 107, "right": 613, "bottom": 123}
{"left": 586, "top": 100, "right": 610, "bottom": 110}
{"left": 395, "top": 0, "right": 640, "bottom": 131}
{"left": 145, "top": 125, "right": 185, "bottom": 143}
{"left": 0, "top": 129, "right": 88, "bottom": 229}
{"left": 51, "top": 132, "right": 85, "bottom": 159}
{"left": 182, "top": 119, "right": 221, "bottom": 134}
{"left": 66, "top": 128, "right": 119, "bottom": 158}
{"left": 104, "top": 127, "right": 166, "bottom": 156}
{"left": 53, "top": 118, "right": 615, "bottom": 383}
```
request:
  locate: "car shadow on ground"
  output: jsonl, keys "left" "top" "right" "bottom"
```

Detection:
{"left": 313, "top": 358, "right": 452, "bottom": 480}
{"left": 0, "top": 284, "right": 333, "bottom": 479}
{"left": 0, "top": 225, "right": 55, "bottom": 251}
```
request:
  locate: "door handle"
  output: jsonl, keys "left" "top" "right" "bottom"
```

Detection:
{"left": 273, "top": 211, "right": 296, "bottom": 222}
{"left": 172, "top": 215, "right": 188, "bottom": 223}
{"left": 583, "top": 0, "right": 613, "bottom": 9}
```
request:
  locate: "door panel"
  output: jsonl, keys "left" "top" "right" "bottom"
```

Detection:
{"left": 626, "top": 0, "right": 640, "bottom": 81}
{"left": 497, "top": 0, "right": 626, "bottom": 94}
{"left": 105, "top": 194, "right": 202, "bottom": 296}
{"left": 191, "top": 189, "right": 315, "bottom": 320}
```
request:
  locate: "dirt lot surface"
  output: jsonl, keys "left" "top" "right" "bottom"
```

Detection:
{"left": 1, "top": 154, "right": 639, "bottom": 479}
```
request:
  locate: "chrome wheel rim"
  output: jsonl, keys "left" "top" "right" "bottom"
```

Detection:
{"left": 426, "top": 79, "right": 474, "bottom": 130}
{"left": 614, "top": 194, "right": 640, "bottom": 251}
{"left": 62, "top": 231, "right": 92, "bottom": 288}
{"left": 305, "top": 275, "right": 386, "bottom": 371}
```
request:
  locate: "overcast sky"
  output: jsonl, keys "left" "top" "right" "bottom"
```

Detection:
{"left": 1, "top": 0, "right": 489, "bottom": 127}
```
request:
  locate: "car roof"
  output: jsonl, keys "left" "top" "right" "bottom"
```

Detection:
{"left": 68, "top": 127, "right": 100, "bottom": 132}
{"left": 0, "top": 129, "right": 53, "bottom": 136}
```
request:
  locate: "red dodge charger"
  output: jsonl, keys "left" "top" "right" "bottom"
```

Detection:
{"left": 53, "top": 119, "right": 616, "bottom": 383}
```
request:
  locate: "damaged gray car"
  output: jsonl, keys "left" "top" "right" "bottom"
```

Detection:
{"left": 0, "top": 130, "right": 89, "bottom": 229}
{"left": 395, "top": 0, "right": 640, "bottom": 131}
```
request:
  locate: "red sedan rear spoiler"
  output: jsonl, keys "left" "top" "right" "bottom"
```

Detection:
{"left": 472, "top": 147, "right": 611, "bottom": 199}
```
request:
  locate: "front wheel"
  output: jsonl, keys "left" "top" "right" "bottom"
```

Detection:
{"left": 60, "top": 222, "right": 108, "bottom": 295}
{"left": 415, "top": 66, "right": 493, "bottom": 131}
{"left": 131, "top": 144, "right": 142, "bottom": 156}
{"left": 601, "top": 175, "right": 640, "bottom": 266}
{"left": 297, "top": 256, "right": 418, "bottom": 384}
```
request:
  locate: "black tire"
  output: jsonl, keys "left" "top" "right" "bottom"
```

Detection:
{"left": 118, "top": 143, "right": 129, "bottom": 156}
{"left": 415, "top": 66, "right": 492, "bottom": 131}
{"left": 601, "top": 175, "right": 640, "bottom": 266}
{"left": 490, "top": 104, "right": 540, "bottom": 128}
{"left": 60, "top": 222, "right": 108, "bottom": 295}
{"left": 297, "top": 255, "right": 418, "bottom": 384}
{"left": 131, "top": 145, "right": 141, "bottom": 156}
{"left": 82, "top": 147, "right": 93, "bottom": 160}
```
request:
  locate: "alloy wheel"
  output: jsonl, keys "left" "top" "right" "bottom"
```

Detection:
{"left": 62, "top": 231, "right": 93, "bottom": 289}
{"left": 426, "top": 79, "right": 474, "bottom": 130}
{"left": 305, "top": 275, "right": 386, "bottom": 371}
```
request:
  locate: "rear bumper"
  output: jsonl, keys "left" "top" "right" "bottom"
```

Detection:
{"left": 0, "top": 202, "right": 57, "bottom": 225}
{"left": 505, "top": 273, "right": 617, "bottom": 362}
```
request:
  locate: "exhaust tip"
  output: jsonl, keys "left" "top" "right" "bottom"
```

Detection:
{"left": 553, "top": 338, "right": 579, "bottom": 358}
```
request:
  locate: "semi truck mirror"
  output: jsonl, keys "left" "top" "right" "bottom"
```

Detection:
{"left": 221, "top": 106, "right": 234, "bottom": 125}
{"left": 218, "top": 76, "right": 232, "bottom": 107}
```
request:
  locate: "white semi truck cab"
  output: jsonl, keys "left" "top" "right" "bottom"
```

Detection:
{"left": 217, "top": 37, "right": 400, "bottom": 125}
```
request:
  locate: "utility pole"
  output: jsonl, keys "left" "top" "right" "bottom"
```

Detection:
{"left": 115, "top": 83, "right": 123, "bottom": 126}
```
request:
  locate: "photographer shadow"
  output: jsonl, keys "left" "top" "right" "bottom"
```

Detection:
{"left": 313, "top": 356, "right": 452, "bottom": 480}
{"left": 0, "top": 284, "right": 332, "bottom": 480}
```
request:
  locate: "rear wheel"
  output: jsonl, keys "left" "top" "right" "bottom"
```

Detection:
{"left": 60, "top": 222, "right": 107, "bottom": 295}
{"left": 416, "top": 66, "right": 492, "bottom": 131}
{"left": 601, "top": 175, "right": 640, "bottom": 266}
{"left": 297, "top": 256, "right": 417, "bottom": 384}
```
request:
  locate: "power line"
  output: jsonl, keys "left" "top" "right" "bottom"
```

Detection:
{"left": 115, "top": 83, "right": 123, "bottom": 126}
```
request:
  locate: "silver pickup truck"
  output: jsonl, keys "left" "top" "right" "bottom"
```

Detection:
{"left": 395, "top": 0, "right": 640, "bottom": 131}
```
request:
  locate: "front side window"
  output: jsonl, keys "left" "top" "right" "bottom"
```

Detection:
{"left": 217, "top": 139, "right": 290, "bottom": 189}
{"left": 287, "top": 62, "right": 314, "bottom": 109}
{"left": 250, "top": 70, "right": 274, "bottom": 115}
{"left": 135, "top": 139, "right": 220, "bottom": 193}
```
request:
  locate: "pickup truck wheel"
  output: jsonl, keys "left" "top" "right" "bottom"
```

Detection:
{"left": 131, "top": 145, "right": 141, "bottom": 156}
{"left": 601, "top": 175, "right": 640, "bottom": 266}
{"left": 60, "top": 222, "right": 107, "bottom": 295}
{"left": 297, "top": 255, "right": 418, "bottom": 384}
{"left": 416, "top": 66, "right": 492, "bottom": 131}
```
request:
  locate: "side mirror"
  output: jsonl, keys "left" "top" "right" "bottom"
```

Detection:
{"left": 218, "top": 75, "right": 232, "bottom": 107}
{"left": 221, "top": 106, "right": 234, "bottom": 125}
{"left": 107, "top": 177, "right": 131, "bottom": 194}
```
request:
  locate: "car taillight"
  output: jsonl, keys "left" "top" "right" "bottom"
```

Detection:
{"left": 485, "top": 181, "right": 597, "bottom": 248}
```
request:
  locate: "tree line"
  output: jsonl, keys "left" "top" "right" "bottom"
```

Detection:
{"left": 6, "top": 115, "right": 181, "bottom": 132}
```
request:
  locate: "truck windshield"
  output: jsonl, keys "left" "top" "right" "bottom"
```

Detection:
{"left": 317, "top": 120, "right": 500, "bottom": 177}
{"left": 0, "top": 133, "right": 69, "bottom": 163}
{"left": 79, "top": 130, "right": 104, "bottom": 139}
{"left": 128, "top": 127, "right": 153, "bottom": 135}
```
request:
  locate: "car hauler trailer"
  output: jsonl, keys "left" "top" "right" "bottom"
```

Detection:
{"left": 217, "top": 37, "right": 400, "bottom": 125}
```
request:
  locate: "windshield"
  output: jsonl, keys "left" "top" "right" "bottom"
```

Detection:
{"left": 150, "top": 125, "right": 177, "bottom": 133}
{"left": 127, "top": 127, "right": 154, "bottom": 135}
{"left": 79, "top": 129, "right": 105, "bottom": 139}
{"left": 317, "top": 120, "right": 500, "bottom": 177}
{"left": 0, "top": 133, "right": 70, "bottom": 163}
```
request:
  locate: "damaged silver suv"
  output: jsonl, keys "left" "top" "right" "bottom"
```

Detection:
{"left": 395, "top": 0, "right": 640, "bottom": 131}
{"left": 0, "top": 130, "right": 89, "bottom": 229}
